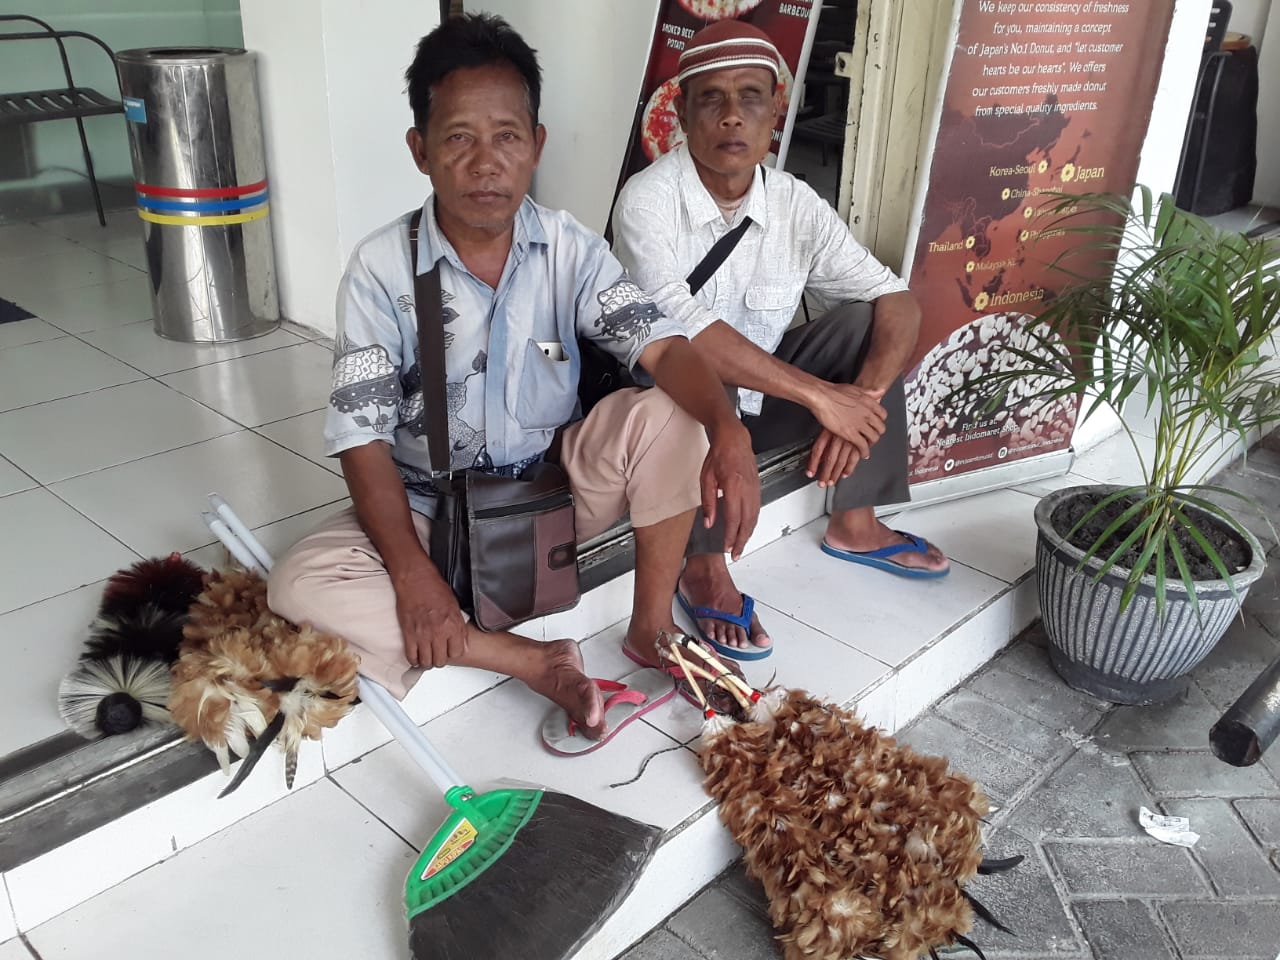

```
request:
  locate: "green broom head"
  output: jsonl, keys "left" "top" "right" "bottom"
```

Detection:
{"left": 405, "top": 787, "right": 662, "bottom": 960}
{"left": 404, "top": 784, "right": 542, "bottom": 919}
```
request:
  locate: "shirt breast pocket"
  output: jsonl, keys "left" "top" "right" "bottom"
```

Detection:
{"left": 515, "top": 338, "right": 576, "bottom": 430}
{"left": 744, "top": 285, "right": 797, "bottom": 313}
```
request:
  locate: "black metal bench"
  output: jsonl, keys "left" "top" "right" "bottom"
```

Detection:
{"left": 0, "top": 14, "right": 124, "bottom": 226}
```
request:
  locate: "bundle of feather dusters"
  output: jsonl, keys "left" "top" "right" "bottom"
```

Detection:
{"left": 58, "top": 555, "right": 359, "bottom": 796}
{"left": 659, "top": 640, "right": 1020, "bottom": 960}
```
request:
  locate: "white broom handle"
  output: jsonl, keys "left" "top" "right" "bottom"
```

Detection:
{"left": 202, "top": 495, "right": 465, "bottom": 796}
{"left": 202, "top": 512, "right": 268, "bottom": 576}
{"left": 208, "top": 494, "right": 274, "bottom": 573}
{"left": 356, "top": 676, "right": 465, "bottom": 794}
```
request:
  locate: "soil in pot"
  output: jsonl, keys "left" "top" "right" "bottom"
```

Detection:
{"left": 1052, "top": 490, "right": 1252, "bottom": 580}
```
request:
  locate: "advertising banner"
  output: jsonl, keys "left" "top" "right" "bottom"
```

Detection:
{"left": 904, "top": 0, "right": 1173, "bottom": 483}
{"left": 610, "top": 0, "right": 822, "bottom": 203}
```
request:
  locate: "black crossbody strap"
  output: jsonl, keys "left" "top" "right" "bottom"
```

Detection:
{"left": 685, "top": 166, "right": 765, "bottom": 296}
{"left": 409, "top": 209, "right": 451, "bottom": 472}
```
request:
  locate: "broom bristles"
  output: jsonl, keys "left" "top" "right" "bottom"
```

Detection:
{"left": 58, "top": 656, "right": 172, "bottom": 738}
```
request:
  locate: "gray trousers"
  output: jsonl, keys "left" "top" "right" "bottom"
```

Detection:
{"left": 690, "top": 301, "right": 910, "bottom": 554}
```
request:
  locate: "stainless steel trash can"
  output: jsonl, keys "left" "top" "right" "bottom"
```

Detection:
{"left": 116, "top": 47, "right": 279, "bottom": 343}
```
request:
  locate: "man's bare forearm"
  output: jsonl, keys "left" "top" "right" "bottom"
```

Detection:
{"left": 339, "top": 442, "right": 437, "bottom": 583}
{"left": 640, "top": 335, "right": 745, "bottom": 439}
{"left": 855, "top": 291, "right": 922, "bottom": 392}
{"left": 691, "top": 320, "right": 827, "bottom": 408}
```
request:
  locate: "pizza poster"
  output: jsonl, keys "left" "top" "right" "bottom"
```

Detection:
{"left": 611, "top": 0, "right": 822, "bottom": 204}
{"left": 903, "top": 0, "right": 1172, "bottom": 484}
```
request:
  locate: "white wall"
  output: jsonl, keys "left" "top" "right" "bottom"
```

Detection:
{"left": 1231, "top": 0, "right": 1271, "bottom": 45}
{"left": 240, "top": 0, "right": 436, "bottom": 335}
{"left": 1255, "top": 6, "right": 1280, "bottom": 206}
{"left": 477, "top": 0, "right": 662, "bottom": 234}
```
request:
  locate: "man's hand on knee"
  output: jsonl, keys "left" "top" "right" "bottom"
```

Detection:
{"left": 392, "top": 563, "right": 468, "bottom": 668}
{"left": 807, "top": 428, "right": 864, "bottom": 488}
{"left": 810, "top": 383, "right": 887, "bottom": 461}
{"left": 701, "top": 420, "right": 761, "bottom": 561}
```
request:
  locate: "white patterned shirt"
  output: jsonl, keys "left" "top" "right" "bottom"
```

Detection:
{"left": 326, "top": 196, "right": 682, "bottom": 516}
{"left": 612, "top": 144, "right": 908, "bottom": 415}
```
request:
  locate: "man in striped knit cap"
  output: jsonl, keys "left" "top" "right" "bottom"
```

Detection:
{"left": 614, "top": 19, "right": 949, "bottom": 661}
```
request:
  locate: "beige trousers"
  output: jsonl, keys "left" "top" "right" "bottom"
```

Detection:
{"left": 267, "top": 387, "right": 707, "bottom": 698}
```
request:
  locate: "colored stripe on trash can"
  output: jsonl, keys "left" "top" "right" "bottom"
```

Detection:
{"left": 136, "top": 190, "right": 269, "bottom": 213}
{"left": 137, "top": 205, "right": 270, "bottom": 227}
{"left": 134, "top": 178, "right": 268, "bottom": 199}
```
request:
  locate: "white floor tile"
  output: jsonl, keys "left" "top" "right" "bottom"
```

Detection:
{"left": 0, "top": 381, "right": 239, "bottom": 484}
{"left": 49, "top": 431, "right": 348, "bottom": 557}
{"left": 21, "top": 781, "right": 413, "bottom": 958}
{"left": 0, "top": 222, "right": 80, "bottom": 261}
{"left": 77, "top": 235, "right": 147, "bottom": 271}
{"left": 34, "top": 211, "right": 141, "bottom": 245}
{"left": 0, "top": 490, "right": 136, "bottom": 615}
{"left": 0, "top": 249, "right": 143, "bottom": 304}
{"left": 0, "top": 876, "right": 16, "bottom": 944}
{"left": 0, "top": 338, "right": 143, "bottom": 413}
{"left": 728, "top": 519, "right": 1009, "bottom": 667}
{"left": 161, "top": 341, "right": 332, "bottom": 427}
{"left": 322, "top": 662, "right": 509, "bottom": 771}
{"left": 79, "top": 320, "right": 303, "bottom": 376}
{"left": 1071, "top": 431, "right": 1156, "bottom": 486}
{"left": 894, "top": 589, "right": 1014, "bottom": 730}
{"left": 256, "top": 409, "right": 340, "bottom": 474}
{"left": 0, "top": 581, "right": 104, "bottom": 755}
{"left": 887, "top": 488, "right": 1041, "bottom": 584}
{"left": 19, "top": 276, "right": 153, "bottom": 334}
{"left": 0, "top": 318, "right": 64, "bottom": 352}
{"left": 1012, "top": 470, "right": 1093, "bottom": 498}
{"left": 0, "top": 457, "right": 34, "bottom": 498}
{"left": 332, "top": 631, "right": 713, "bottom": 842}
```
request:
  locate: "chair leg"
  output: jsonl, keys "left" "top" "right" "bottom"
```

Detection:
{"left": 75, "top": 116, "right": 106, "bottom": 226}
{"left": 1189, "top": 53, "right": 1230, "bottom": 214}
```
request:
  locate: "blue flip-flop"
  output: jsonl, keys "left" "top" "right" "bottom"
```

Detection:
{"left": 820, "top": 530, "right": 950, "bottom": 579}
{"left": 676, "top": 591, "right": 773, "bottom": 661}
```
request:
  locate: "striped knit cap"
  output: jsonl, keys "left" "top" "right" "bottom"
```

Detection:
{"left": 676, "top": 20, "right": 780, "bottom": 86}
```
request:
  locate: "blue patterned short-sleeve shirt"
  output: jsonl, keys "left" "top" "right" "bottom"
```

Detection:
{"left": 325, "top": 196, "right": 684, "bottom": 517}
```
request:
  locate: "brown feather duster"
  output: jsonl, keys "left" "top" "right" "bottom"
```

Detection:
{"left": 660, "top": 637, "right": 1016, "bottom": 960}
{"left": 170, "top": 567, "right": 359, "bottom": 792}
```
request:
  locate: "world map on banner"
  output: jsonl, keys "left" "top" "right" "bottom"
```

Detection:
{"left": 905, "top": 0, "right": 1174, "bottom": 483}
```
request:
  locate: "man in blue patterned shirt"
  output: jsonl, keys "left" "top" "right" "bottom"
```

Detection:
{"left": 268, "top": 14, "right": 759, "bottom": 741}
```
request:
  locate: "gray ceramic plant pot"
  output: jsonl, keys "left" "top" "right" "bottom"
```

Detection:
{"left": 1034, "top": 485, "right": 1267, "bottom": 705}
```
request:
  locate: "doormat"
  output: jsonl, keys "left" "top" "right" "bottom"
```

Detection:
{"left": 1, "top": 297, "right": 36, "bottom": 325}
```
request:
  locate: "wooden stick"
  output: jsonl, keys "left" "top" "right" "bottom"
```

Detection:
{"left": 679, "top": 639, "right": 759, "bottom": 702}
{"left": 664, "top": 647, "right": 754, "bottom": 712}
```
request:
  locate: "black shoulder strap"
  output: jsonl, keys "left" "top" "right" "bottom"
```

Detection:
{"left": 409, "top": 209, "right": 451, "bottom": 473}
{"left": 686, "top": 167, "right": 765, "bottom": 296}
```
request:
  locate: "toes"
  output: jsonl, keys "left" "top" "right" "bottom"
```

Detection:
{"left": 751, "top": 618, "right": 773, "bottom": 648}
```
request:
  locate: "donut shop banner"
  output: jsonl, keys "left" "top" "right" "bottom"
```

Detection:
{"left": 903, "top": 0, "right": 1172, "bottom": 484}
{"left": 611, "top": 0, "right": 822, "bottom": 197}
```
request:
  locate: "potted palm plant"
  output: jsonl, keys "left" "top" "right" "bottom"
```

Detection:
{"left": 974, "top": 187, "right": 1280, "bottom": 705}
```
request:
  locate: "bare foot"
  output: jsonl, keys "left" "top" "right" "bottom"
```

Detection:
{"left": 526, "top": 638, "right": 605, "bottom": 739}
{"left": 679, "top": 554, "right": 772, "bottom": 652}
{"left": 825, "top": 514, "right": 949, "bottom": 574}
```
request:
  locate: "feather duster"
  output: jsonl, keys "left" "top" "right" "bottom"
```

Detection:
{"left": 57, "top": 554, "right": 207, "bottom": 739}
{"left": 98, "top": 552, "right": 207, "bottom": 623}
{"left": 169, "top": 628, "right": 275, "bottom": 774}
{"left": 661, "top": 637, "right": 1019, "bottom": 960}
{"left": 261, "top": 625, "right": 360, "bottom": 788}
{"left": 171, "top": 567, "right": 359, "bottom": 794}
{"left": 58, "top": 656, "right": 173, "bottom": 737}
{"left": 181, "top": 566, "right": 274, "bottom": 650}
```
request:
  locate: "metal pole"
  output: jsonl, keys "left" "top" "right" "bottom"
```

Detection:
{"left": 1210, "top": 653, "right": 1280, "bottom": 766}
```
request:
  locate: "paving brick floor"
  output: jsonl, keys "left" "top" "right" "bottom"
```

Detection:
{"left": 624, "top": 443, "right": 1280, "bottom": 959}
